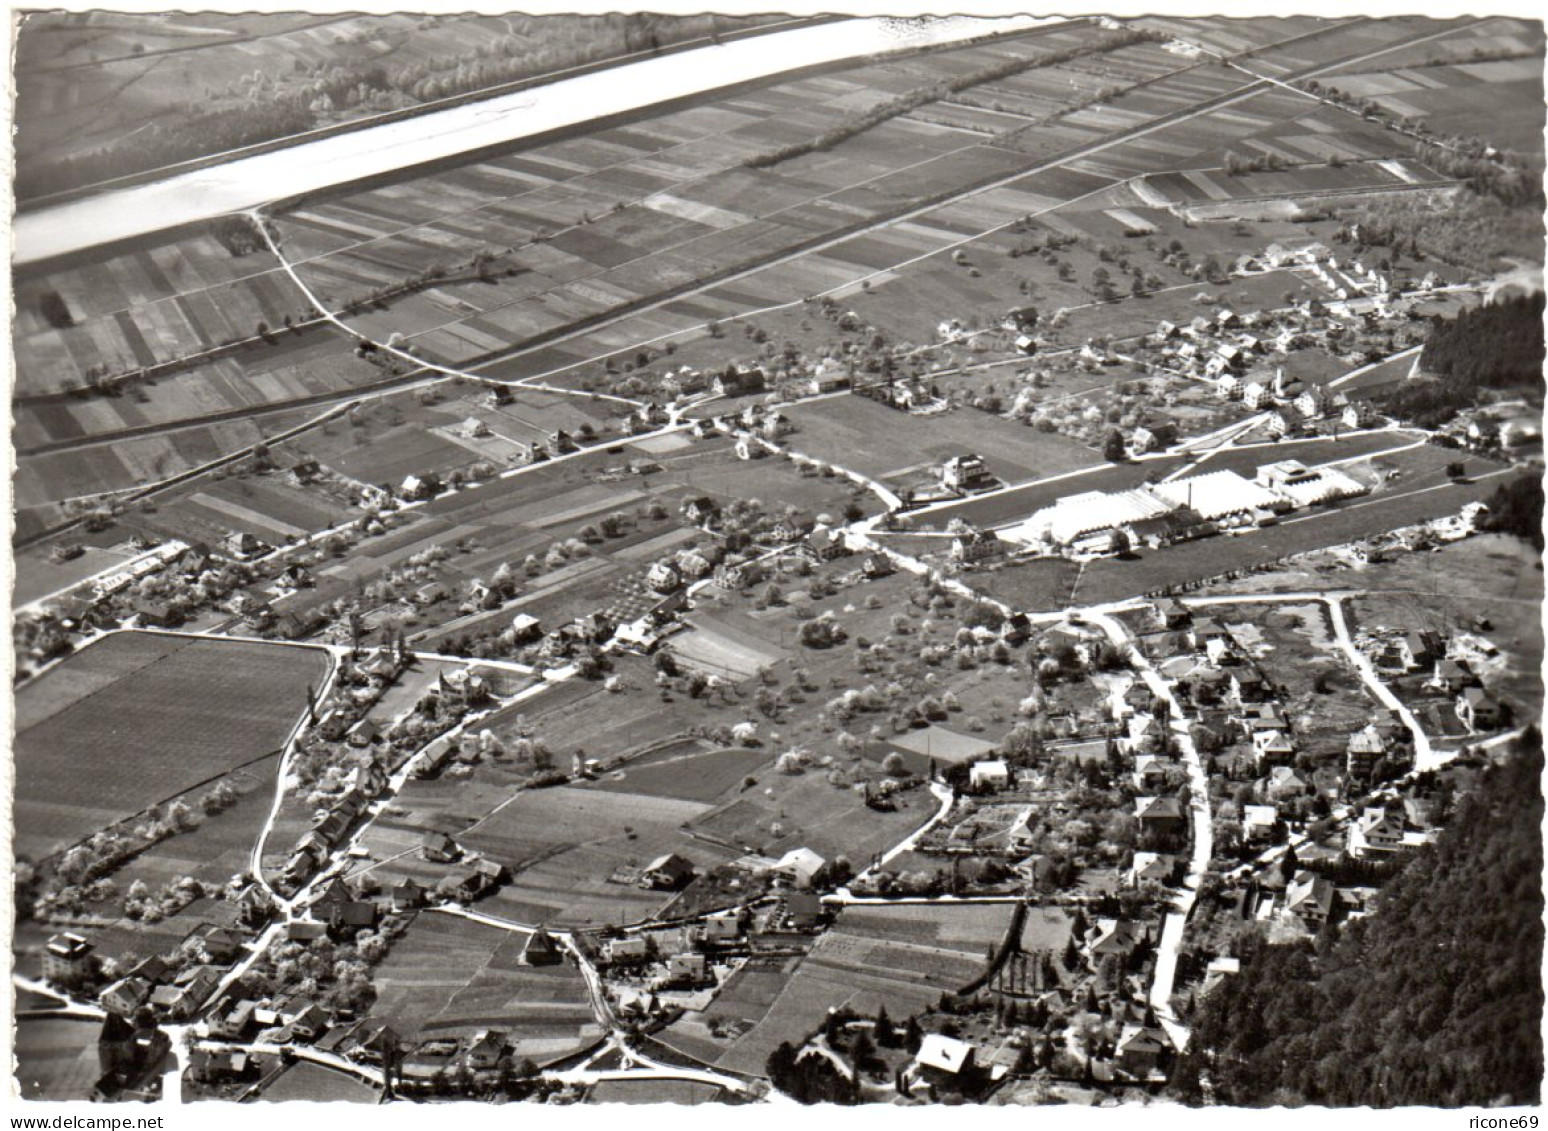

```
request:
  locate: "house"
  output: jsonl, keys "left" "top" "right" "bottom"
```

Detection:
{"left": 605, "top": 937, "right": 651, "bottom": 966}
{"left": 1134, "top": 796, "right": 1184, "bottom": 836}
{"left": 1127, "top": 852, "right": 1177, "bottom": 888}
{"left": 209, "top": 999, "right": 257, "bottom": 1040}
{"left": 1242, "top": 381, "right": 1269, "bottom": 409}
{"left": 282, "top": 1000, "right": 328, "bottom": 1041}
{"left": 44, "top": 933, "right": 96, "bottom": 989}
{"left": 326, "top": 898, "right": 379, "bottom": 935}
{"left": 1153, "top": 599, "right": 1192, "bottom": 631}
{"left": 1395, "top": 630, "right": 1440, "bottom": 671}
{"left": 1086, "top": 918, "right": 1148, "bottom": 960}
{"left": 399, "top": 473, "right": 441, "bottom": 501}
{"left": 1241, "top": 804, "right": 1279, "bottom": 844}
{"left": 196, "top": 926, "right": 247, "bottom": 964}
{"left": 1431, "top": 658, "right": 1476, "bottom": 694}
{"left": 1214, "top": 373, "right": 1243, "bottom": 399}
{"left": 1295, "top": 384, "right": 1332, "bottom": 420}
{"left": 1251, "top": 728, "right": 1295, "bottom": 766}
{"left": 800, "top": 525, "right": 849, "bottom": 563}
{"left": 1201, "top": 955, "right": 1241, "bottom": 998}
{"left": 969, "top": 759, "right": 1011, "bottom": 792}
{"left": 697, "top": 916, "right": 742, "bottom": 948}
{"left": 641, "top": 853, "right": 697, "bottom": 891}
{"left": 664, "top": 952, "right": 710, "bottom": 986}
{"left": 134, "top": 600, "right": 181, "bottom": 629}
{"left": 1456, "top": 686, "right": 1504, "bottom": 731}
{"left": 1229, "top": 667, "right": 1266, "bottom": 703}
{"left": 1348, "top": 806, "right": 1407, "bottom": 858}
{"left": 101, "top": 971, "right": 154, "bottom": 1014}
{"left": 1263, "top": 765, "right": 1309, "bottom": 801}
{"left": 808, "top": 357, "right": 850, "bottom": 394}
{"left": 1132, "top": 755, "right": 1170, "bottom": 792}
{"left": 1283, "top": 871, "right": 1335, "bottom": 928}
{"left": 285, "top": 913, "right": 330, "bottom": 944}
{"left": 713, "top": 367, "right": 766, "bottom": 398}
{"left": 951, "top": 527, "right": 1005, "bottom": 565}
{"left": 681, "top": 497, "right": 720, "bottom": 526}
{"left": 389, "top": 879, "right": 427, "bottom": 913}
{"left": 1345, "top": 725, "right": 1388, "bottom": 779}
{"left": 189, "top": 1048, "right": 253, "bottom": 1085}
{"left": 465, "top": 1030, "right": 507, "bottom": 1071}
{"left": 912, "top": 1034, "right": 978, "bottom": 1085}
{"left": 1116, "top": 1024, "right": 1169, "bottom": 1077}
{"left": 350, "top": 1020, "right": 402, "bottom": 1066}
{"left": 311, "top": 809, "right": 351, "bottom": 846}
{"left": 941, "top": 454, "right": 993, "bottom": 492}
{"left": 860, "top": 552, "right": 895, "bottom": 580}
{"left": 453, "top": 416, "right": 490, "bottom": 440}
{"left": 223, "top": 531, "right": 267, "bottom": 560}
{"left": 421, "top": 832, "right": 461, "bottom": 865}
{"left": 449, "top": 859, "right": 506, "bottom": 902}
{"left": 773, "top": 847, "right": 826, "bottom": 889}
{"left": 522, "top": 928, "right": 563, "bottom": 966}
{"left": 509, "top": 613, "right": 542, "bottom": 644}
{"left": 1130, "top": 421, "right": 1179, "bottom": 453}
{"left": 1265, "top": 410, "right": 1292, "bottom": 439}
{"left": 1342, "top": 401, "right": 1378, "bottom": 429}
{"left": 644, "top": 560, "right": 682, "bottom": 594}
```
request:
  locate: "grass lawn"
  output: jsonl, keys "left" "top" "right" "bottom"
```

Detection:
{"left": 257, "top": 1061, "right": 382, "bottom": 1103}
{"left": 13, "top": 1017, "right": 103, "bottom": 1101}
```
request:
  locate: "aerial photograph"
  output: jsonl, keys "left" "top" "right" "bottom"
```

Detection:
{"left": 5, "top": 5, "right": 1545, "bottom": 1111}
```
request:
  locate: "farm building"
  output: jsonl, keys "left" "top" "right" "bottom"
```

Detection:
{"left": 772, "top": 847, "right": 826, "bottom": 888}
{"left": 641, "top": 853, "right": 696, "bottom": 890}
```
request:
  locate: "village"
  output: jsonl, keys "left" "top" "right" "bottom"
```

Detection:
{"left": 9, "top": 9, "right": 1543, "bottom": 1110}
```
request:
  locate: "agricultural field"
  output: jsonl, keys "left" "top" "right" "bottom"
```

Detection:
{"left": 358, "top": 773, "right": 737, "bottom": 929}
{"left": 13, "top": 631, "right": 329, "bottom": 859}
{"left": 782, "top": 395, "right": 1099, "bottom": 486}
{"left": 591, "top": 742, "right": 774, "bottom": 805}
{"left": 370, "top": 912, "right": 600, "bottom": 1057}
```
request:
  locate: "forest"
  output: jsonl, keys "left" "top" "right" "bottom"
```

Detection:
{"left": 1380, "top": 292, "right": 1545, "bottom": 427}
{"left": 1421, "top": 291, "right": 1546, "bottom": 389}
{"left": 1479, "top": 475, "right": 1545, "bottom": 550}
{"left": 1171, "top": 736, "right": 1544, "bottom": 1107}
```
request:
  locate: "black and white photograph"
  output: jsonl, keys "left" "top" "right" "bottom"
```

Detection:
{"left": 4, "top": 0, "right": 1544, "bottom": 1115}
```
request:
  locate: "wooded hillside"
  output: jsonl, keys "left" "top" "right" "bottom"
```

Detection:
{"left": 1173, "top": 735, "right": 1544, "bottom": 1107}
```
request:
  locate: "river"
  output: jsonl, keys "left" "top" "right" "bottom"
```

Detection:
{"left": 14, "top": 15, "right": 1060, "bottom": 266}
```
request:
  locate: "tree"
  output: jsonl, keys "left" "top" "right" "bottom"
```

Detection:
{"left": 1103, "top": 429, "right": 1127, "bottom": 462}
{"left": 875, "top": 1005, "right": 896, "bottom": 1047}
